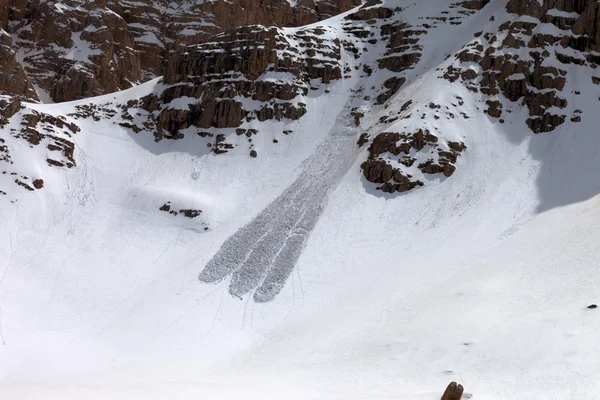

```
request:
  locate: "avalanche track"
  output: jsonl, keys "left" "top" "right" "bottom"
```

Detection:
{"left": 199, "top": 102, "right": 361, "bottom": 303}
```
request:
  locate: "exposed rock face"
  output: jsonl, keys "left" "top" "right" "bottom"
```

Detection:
{"left": 0, "top": 2, "right": 8, "bottom": 30}
{"left": 18, "top": 111, "right": 79, "bottom": 169}
{"left": 0, "top": 104, "right": 79, "bottom": 197}
{"left": 360, "top": 128, "right": 466, "bottom": 193}
{"left": 6, "top": 0, "right": 141, "bottom": 102}
{"left": 444, "top": 0, "right": 600, "bottom": 133}
{"left": 142, "top": 24, "right": 342, "bottom": 137}
{"left": 0, "top": 29, "right": 38, "bottom": 101}
{"left": 0, "top": 97, "right": 22, "bottom": 125}
{"left": 1, "top": 0, "right": 360, "bottom": 102}
{"left": 124, "top": 0, "right": 477, "bottom": 195}
{"left": 372, "top": 19, "right": 426, "bottom": 104}
{"left": 106, "top": 0, "right": 359, "bottom": 79}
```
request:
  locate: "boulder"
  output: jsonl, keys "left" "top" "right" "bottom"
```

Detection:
{"left": 441, "top": 381, "right": 464, "bottom": 400}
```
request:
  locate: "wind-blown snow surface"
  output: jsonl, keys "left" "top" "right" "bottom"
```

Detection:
{"left": 2, "top": 1, "right": 600, "bottom": 399}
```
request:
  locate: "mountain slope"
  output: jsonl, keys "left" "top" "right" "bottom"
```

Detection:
{"left": 1, "top": 0, "right": 600, "bottom": 399}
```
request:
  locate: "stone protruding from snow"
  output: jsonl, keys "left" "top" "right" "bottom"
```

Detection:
{"left": 441, "top": 381, "right": 465, "bottom": 400}
{"left": 360, "top": 129, "right": 466, "bottom": 194}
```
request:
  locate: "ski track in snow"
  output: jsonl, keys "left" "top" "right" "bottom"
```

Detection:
{"left": 199, "top": 104, "right": 360, "bottom": 303}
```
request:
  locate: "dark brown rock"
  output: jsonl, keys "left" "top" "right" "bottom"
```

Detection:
{"left": 441, "top": 1, "right": 583, "bottom": 135}
{"left": 369, "top": 132, "right": 402, "bottom": 156}
{"left": 441, "top": 381, "right": 464, "bottom": 400}
{"left": 485, "top": 100, "right": 503, "bottom": 118}
{"left": 443, "top": 163, "right": 457, "bottom": 177}
{"left": 0, "top": 97, "right": 23, "bottom": 124}
{"left": 361, "top": 159, "right": 387, "bottom": 184}
{"left": 352, "top": 110, "right": 365, "bottom": 126}
{"left": 47, "top": 159, "right": 65, "bottom": 167}
{"left": 458, "top": 0, "right": 490, "bottom": 10}
{"left": 346, "top": 6, "right": 393, "bottom": 21}
{"left": 32, "top": 179, "right": 44, "bottom": 189}
{"left": 376, "top": 77, "right": 407, "bottom": 104}
{"left": 378, "top": 53, "right": 421, "bottom": 73}
{"left": 180, "top": 209, "right": 202, "bottom": 218}
{"left": 15, "top": 179, "right": 34, "bottom": 191}
{"left": 526, "top": 113, "right": 566, "bottom": 133}
{"left": 360, "top": 126, "right": 456, "bottom": 194}
{"left": 448, "top": 141, "right": 467, "bottom": 152}
{"left": 357, "top": 133, "right": 370, "bottom": 147}
{"left": 0, "top": 3, "right": 8, "bottom": 30}
{"left": 0, "top": 30, "right": 38, "bottom": 101}
{"left": 10, "top": 111, "right": 78, "bottom": 172}
{"left": 420, "top": 162, "right": 445, "bottom": 175}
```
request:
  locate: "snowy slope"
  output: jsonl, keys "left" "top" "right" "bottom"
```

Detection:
{"left": 1, "top": 0, "right": 600, "bottom": 399}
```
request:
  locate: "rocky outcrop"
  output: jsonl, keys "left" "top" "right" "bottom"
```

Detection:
{"left": 0, "top": 97, "right": 22, "bottom": 125}
{"left": 1, "top": 0, "right": 360, "bottom": 102}
{"left": 160, "top": 202, "right": 202, "bottom": 218}
{"left": 32, "top": 179, "right": 44, "bottom": 189}
{"left": 14, "top": 111, "right": 79, "bottom": 169}
{"left": 0, "top": 30, "right": 38, "bottom": 101}
{"left": 5, "top": 0, "right": 141, "bottom": 102}
{"left": 0, "top": 104, "right": 79, "bottom": 197}
{"left": 444, "top": 0, "right": 600, "bottom": 133}
{"left": 142, "top": 24, "right": 342, "bottom": 138}
{"left": 359, "top": 0, "right": 485, "bottom": 106}
{"left": 374, "top": 20, "right": 424, "bottom": 104}
{"left": 361, "top": 159, "right": 425, "bottom": 193}
{"left": 107, "top": 0, "right": 355, "bottom": 79}
{"left": 360, "top": 128, "right": 466, "bottom": 193}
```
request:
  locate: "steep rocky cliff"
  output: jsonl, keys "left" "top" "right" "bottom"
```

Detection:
{"left": 138, "top": 24, "right": 344, "bottom": 147}
{"left": 109, "top": 0, "right": 361, "bottom": 79}
{"left": 0, "top": 0, "right": 360, "bottom": 103}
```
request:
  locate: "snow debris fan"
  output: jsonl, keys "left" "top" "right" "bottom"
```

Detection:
{"left": 199, "top": 107, "right": 359, "bottom": 302}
